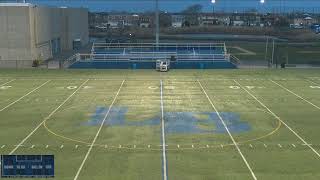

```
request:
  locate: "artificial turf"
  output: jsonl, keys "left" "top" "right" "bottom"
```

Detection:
{"left": 0, "top": 69, "right": 320, "bottom": 180}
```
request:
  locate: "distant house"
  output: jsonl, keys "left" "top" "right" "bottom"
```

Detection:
{"left": 199, "top": 14, "right": 219, "bottom": 26}
{"left": 230, "top": 13, "right": 261, "bottom": 26}
{"left": 171, "top": 14, "right": 184, "bottom": 28}
{"left": 232, "top": 20, "right": 245, "bottom": 26}
{"left": 198, "top": 13, "right": 230, "bottom": 26}
{"left": 107, "top": 14, "right": 139, "bottom": 28}
{"left": 106, "top": 19, "right": 119, "bottom": 29}
{"left": 216, "top": 14, "right": 231, "bottom": 26}
{"left": 89, "top": 12, "right": 109, "bottom": 29}
{"left": 293, "top": 16, "right": 318, "bottom": 27}
{"left": 261, "top": 15, "right": 277, "bottom": 27}
{"left": 139, "top": 15, "right": 153, "bottom": 28}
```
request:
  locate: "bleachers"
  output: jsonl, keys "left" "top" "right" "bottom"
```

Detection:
{"left": 67, "top": 43, "right": 238, "bottom": 69}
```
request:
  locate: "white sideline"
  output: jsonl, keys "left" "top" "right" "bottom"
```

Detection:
{"left": 160, "top": 80, "right": 168, "bottom": 180}
{"left": 9, "top": 79, "right": 89, "bottom": 154}
{"left": 270, "top": 80, "right": 320, "bottom": 111}
{"left": 73, "top": 80, "right": 125, "bottom": 180}
{"left": 0, "top": 79, "right": 15, "bottom": 86}
{"left": 197, "top": 80, "right": 257, "bottom": 180}
{"left": 0, "top": 80, "right": 51, "bottom": 112}
{"left": 234, "top": 80, "right": 320, "bottom": 158}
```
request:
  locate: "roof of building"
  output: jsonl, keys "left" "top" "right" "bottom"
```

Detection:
{"left": 0, "top": 3, "right": 87, "bottom": 10}
{"left": 0, "top": 3, "right": 34, "bottom": 7}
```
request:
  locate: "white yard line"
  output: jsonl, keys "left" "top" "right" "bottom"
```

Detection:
{"left": 9, "top": 79, "right": 89, "bottom": 154}
{"left": 73, "top": 80, "right": 125, "bottom": 180}
{"left": 306, "top": 79, "right": 320, "bottom": 86}
{"left": 270, "top": 80, "right": 320, "bottom": 111}
{"left": 234, "top": 80, "right": 320, "bottom": 158}
{"left": 0, "top": 80, "right": 51, "bottom": 112}
{"left": 0, "top": 79, "right": 15, "bottom": 86}
{"left": 160, "top": 80, "right": 168, "bottom": 180}
{"left": 197, "top": 80, "right": 257, "bottom": 180}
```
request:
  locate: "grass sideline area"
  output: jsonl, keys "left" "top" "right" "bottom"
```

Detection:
{"left": 0, "top": 69, "right": 320, "bottom": 180}
{"left": 226, "top": 41, "right": 320, "bottom": 64}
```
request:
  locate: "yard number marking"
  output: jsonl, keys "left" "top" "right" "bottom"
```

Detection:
{"left": 67, "top": 86, "right": 78, "bottom": 90}
{"left": 0, "top": 86, "right": 12, "bottom": 90}
{"left": 229, "top": 86, "right": 240, "bottom": 89}
{"left": 83, "top": 86, "right": 93, "bottom": 89}
{"left": 148, "top": 86, "right": 158, "bottom": 90}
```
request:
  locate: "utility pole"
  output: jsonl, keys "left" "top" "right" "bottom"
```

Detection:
{"left": 264, "top": 36, "right": 269, "bottom": 66}
{"left": 261, "top": 0, "right": 269, "bottom": 67}
{"left": 155, "top": 0, "right": 159, "bottom": 49}
{"left": 271, "top": 38, "right": 275, "bottom": 68}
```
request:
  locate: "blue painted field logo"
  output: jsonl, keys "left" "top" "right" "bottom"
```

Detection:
{"left": 83, "top": 106, "right": 251, "bottom": 134}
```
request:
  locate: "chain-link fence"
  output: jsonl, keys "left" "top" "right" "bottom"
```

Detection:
{"left": 226, "top": 39, "right": 320, "bottom": 68}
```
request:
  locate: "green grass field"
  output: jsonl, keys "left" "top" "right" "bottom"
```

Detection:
{"left": 226, "top": 41, "right": 320, "bottom": 64}
{"left": 1, "top": 69, "right": 320, "bottom": 180}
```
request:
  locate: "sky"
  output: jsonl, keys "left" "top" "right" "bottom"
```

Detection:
{"left": 2, "top": 0, "right": 320, "bottom": 13}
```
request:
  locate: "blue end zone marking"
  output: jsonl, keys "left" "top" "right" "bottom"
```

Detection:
{"left": 83, "top": 107, "right": 251, "bottom": 134}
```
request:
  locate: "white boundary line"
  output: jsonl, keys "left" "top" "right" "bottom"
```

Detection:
{"left": 306, "top": 79, "right": 320, "bottom": 86}
{"left": 0, "top": 80, "right": 51, "bottom": 112}
{"left": 234, "top": 80, "right": 320, "bottom": 158}
{"left": 197, "top": 80, "right": 257, "bottom": 180}
{"left": 73, "top": 80, "right": 125, "bottom": 180}
{"left": 270, "top": 80, "right": 320, "bottom": 111}
{"left": 0, "top": 79, "right": 15, "bottom": 86}
{"left": 160, "top": 80, "right": 168, "bottom": 180}
{"left": 9, "top": 79, "right": 89, "bottom": 154}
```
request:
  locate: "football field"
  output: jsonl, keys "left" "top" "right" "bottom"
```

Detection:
{"left": 1, "top": 69, "right": 320, "bottom": 180}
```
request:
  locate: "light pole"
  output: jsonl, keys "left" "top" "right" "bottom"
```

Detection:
{"left": 260, "top": 0, "right": 265, "bottom": 13}
{"left": 155, "top": 0, "right": 159, "bottom": 49}
{"left": 261, "top": 0, "right": 270, "bottom": 67}
{"left": 211, "top": 0, "right": 216, "bottom": 14}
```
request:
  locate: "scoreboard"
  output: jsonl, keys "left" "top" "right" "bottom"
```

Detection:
{"left": 0, "top": 155, "right": 54, "bottom": 178}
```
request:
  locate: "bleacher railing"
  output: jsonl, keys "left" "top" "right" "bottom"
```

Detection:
{"left": 66, "top": 53, "right": 231, "bottom": 63}
{"left": 64, "top": 42, "right": 233, "bottom": 67}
